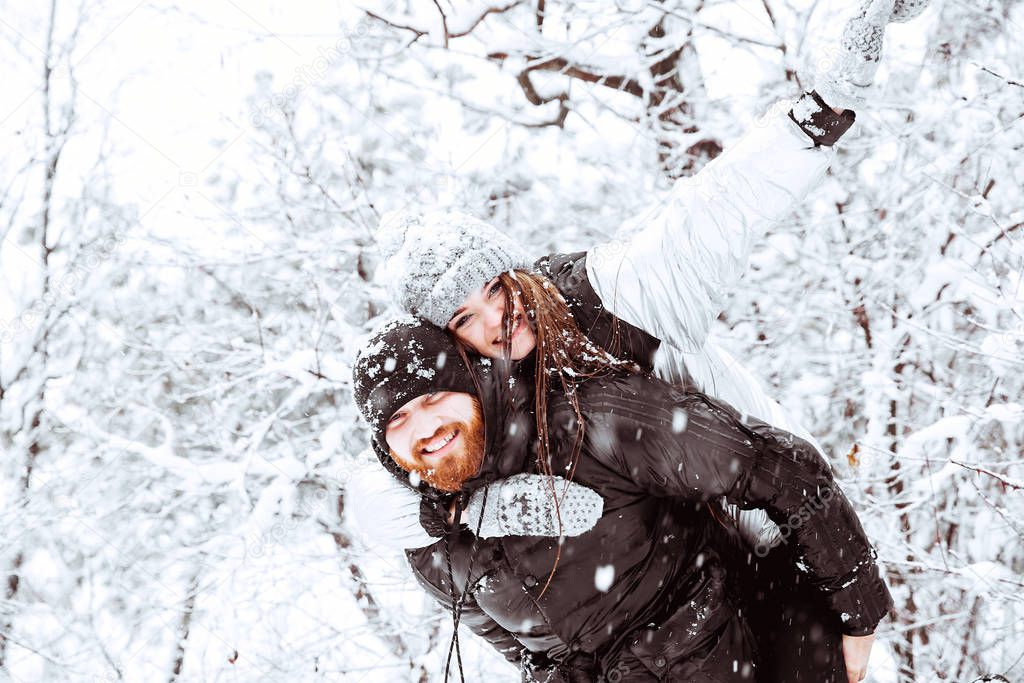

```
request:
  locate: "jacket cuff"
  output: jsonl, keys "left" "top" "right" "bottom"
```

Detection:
{"left": 823, "top": 548, "right": 895, "bottom": 636}
{"left": 788, "top": 90, "right": 857, "bottom": 147}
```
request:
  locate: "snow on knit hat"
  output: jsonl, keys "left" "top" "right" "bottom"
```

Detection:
{"left": 375, "top": 208, "right": 532, "bottom": 327}
{"left": 351, "top": 315, "right": 479, "bottom": 498}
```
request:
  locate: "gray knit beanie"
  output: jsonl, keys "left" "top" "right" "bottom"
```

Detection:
{"left": 375, "top": 208, "right": 533, "bottom": 327}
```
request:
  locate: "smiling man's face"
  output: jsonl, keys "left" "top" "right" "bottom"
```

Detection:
{"left": 384, "top": 391, "right": 485, "bottom": 492}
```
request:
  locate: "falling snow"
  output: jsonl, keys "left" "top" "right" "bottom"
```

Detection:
{"left": 594, "top": 564, "right": 616, "bottom": 592}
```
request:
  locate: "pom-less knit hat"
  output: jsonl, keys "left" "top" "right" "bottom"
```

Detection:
{"left": 375, "top": 209, "right": 532, "bottom": 327}
{"left": 352, "top": 315, "right": 541, "bottom": 507}
{"left": 351, "top": 315, "right": 479, "bottom": 498}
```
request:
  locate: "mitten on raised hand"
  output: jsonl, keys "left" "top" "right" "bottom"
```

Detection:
{"left": 463, "top": 473, "right": 604, "bottom": 539}
{"left": 813, "top": 0, "right": 897, "bottom": 112}
{"left": 811, "top": 0, "right": 932, "bottom": 113}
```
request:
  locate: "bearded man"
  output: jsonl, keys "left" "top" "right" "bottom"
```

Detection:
{"left": 352, "top": 318, "right": 892, "bottom": 682}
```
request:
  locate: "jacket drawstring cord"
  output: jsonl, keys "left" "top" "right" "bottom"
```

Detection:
{"left": 443, "top": 487, "right": 491, "bottom": 683}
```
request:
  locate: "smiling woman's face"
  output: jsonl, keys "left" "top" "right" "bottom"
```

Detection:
{"left": 384, "top": 391, "right": 485, "bottom": 492}
{"left": 446, "top": 276, "right": 536, "bottom": 360}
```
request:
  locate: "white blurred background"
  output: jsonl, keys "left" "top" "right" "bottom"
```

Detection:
{"left": 1, "top": 1, "right": 1022, "bottom": 680}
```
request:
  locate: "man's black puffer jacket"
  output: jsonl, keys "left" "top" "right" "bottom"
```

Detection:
{"left": 537, "top": 249, "right": 893, "bottom": 635}
{"left": 553, "top": 373, "right": 894, "bottom": 637}
{"left": 408, "top": 450, "right": 756, "bottom": 682}
{"left": 405, "top": 353, "right": 757, "bottom": 682}
{"left": 406, "top": 358, "right": 892, "bottom": 681}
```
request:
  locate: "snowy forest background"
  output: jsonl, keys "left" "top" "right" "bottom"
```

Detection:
{"left": 1, "top": 0, "right": 1022, "bottom": 681}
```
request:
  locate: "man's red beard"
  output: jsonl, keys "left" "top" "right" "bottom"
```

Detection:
{"left": 391, "top": 399, "right": 485, "bottom": 492}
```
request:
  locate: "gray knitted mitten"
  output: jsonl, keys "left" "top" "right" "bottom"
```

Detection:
{"left": 463, "top": 473, "right": 604, "bottom": 539}
{"left": 813, "top": 0, "right": 932, "bottom": 112}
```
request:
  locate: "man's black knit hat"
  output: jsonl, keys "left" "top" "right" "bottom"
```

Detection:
{"left": 352, "top": 315, "right": 479, "bottom": 498}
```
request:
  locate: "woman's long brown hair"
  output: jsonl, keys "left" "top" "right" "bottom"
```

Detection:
{"left": 495, "top": 270, "right": 639, "bottom": 596}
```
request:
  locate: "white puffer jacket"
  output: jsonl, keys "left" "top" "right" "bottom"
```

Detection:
{"left": 589, "top": 99, "right": 830, "bottom": 450}
{"left": 351, "top": 96, "right": 838, "bottom": 550}
{"left": 586, "top": 97, "right": 836, "bottom": 546}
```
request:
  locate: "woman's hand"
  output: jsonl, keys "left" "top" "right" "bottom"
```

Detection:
{"left": 842, "top": 633, "right": 875, "bottom": 682}
{"left": 452, "top": 475, "right": 605, "bottom": 538}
